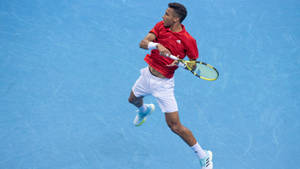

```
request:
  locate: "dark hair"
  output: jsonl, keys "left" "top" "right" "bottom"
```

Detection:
{"left": 168, "top": 2, "right": 187, "bottom": 23}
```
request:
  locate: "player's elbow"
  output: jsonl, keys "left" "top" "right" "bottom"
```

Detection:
{"left": 139, "top": 41, "right": 143, "bottom": 48}
{"left": 139, "top": 40, "right": 147, "bottom": 49}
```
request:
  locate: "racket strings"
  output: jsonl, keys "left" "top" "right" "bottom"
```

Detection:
{"left": 194, "top": 63, "right": 218, "bottom": 80}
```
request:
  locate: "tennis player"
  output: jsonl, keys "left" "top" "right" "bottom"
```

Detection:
{"left": 128, "top": 3, "right": 213, "bottom": 169}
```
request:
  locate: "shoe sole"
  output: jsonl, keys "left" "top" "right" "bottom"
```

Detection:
{"left": 134, "top": 104, "right": 155, "bottom": 126}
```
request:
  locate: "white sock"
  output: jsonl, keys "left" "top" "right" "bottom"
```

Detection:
{"left": 138, "top": 104, "right": 147, "bottom": 112}
{"left": 191, "top": 142, "right": 207, "bottom": 159}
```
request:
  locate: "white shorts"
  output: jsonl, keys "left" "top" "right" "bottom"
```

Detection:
{"left": 132, "top": 67, "right": 178, "bottom": 113}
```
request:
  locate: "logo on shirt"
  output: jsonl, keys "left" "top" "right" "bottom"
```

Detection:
{"left": 176, "top": 40, "right": 181, "bottom": 44}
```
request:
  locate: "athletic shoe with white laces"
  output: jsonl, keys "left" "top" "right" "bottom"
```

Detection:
{"left": 133, "top": 104, "right": 155, "bottom": 126}
{"left": 200, "top": 150, "right": 213, "bottom": 169}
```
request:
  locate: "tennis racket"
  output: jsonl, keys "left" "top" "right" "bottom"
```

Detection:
{"left": 164, "top": 54, "right": 219, "bottom": 81}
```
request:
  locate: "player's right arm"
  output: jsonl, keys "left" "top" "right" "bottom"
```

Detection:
{"left": 139, "top": 33, "right": 171, "bottom": 56}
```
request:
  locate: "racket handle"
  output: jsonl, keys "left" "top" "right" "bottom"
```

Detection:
{"left": 165, "top": 53, "right": 179, "bottom": 60}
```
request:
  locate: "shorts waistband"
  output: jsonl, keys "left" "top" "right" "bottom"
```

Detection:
{"left": 143, "top": 67, "right": 174, "bottom": 83}
{"left": 148, "top": 66, "right": 167, "bottom": 79}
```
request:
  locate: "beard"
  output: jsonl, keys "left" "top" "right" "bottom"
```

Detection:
{"left": 163, "top": 21, "right": 171, "bottom": 28}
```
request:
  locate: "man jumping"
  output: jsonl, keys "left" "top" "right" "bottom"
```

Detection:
{"left": 128, "top": 3, "right": 213, "bottom": 169}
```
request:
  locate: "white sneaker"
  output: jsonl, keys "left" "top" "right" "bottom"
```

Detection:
{"left": 200, "top": 150, "right": 213, "bottom": 169}
{"left": 133, "top": 104, "right": 155, "bottom": 126}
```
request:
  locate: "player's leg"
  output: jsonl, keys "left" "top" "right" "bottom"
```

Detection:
{"left": 155, "top": 92, "right": 205, "bottom": 151}
{"left": 128, "top": 90, "right": 144, "bottom": 108}
{"left": 128, "top": 67, "right": 149, "bottom": 109}
{"left": 129, "top": 67, "right": 155, "bottom": 126}
{"left": 129, "top": 91, "right": 155, "bottom": 126}
{"left": 165, "top": 112, "right": 213, "bottom": 169}
{"left": 165, "top": 111, "right": 196, "bottom": 146}
{"left": 154, "top": 83, "right": 213, "bottom": 168}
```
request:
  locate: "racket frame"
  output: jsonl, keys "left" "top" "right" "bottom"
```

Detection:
{"left": 164, "top": 54, "right": 219, "bottom": 81}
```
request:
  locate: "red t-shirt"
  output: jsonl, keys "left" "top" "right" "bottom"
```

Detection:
{"left": 144, "top": 21, "right": 199, "bottom": 78}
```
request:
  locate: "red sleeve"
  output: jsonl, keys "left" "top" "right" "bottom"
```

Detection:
{"left": 149, "top": 21, "right": 164, "bottom": 38}
{"left": 186, "top": 37, "right": 199, "bottom": 60}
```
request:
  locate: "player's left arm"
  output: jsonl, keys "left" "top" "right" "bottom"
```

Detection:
{"left": 139, "top": 33, "right": 156, "bottom": 49}
{"left": 139, "top": 33, "right": 171, "bottom": 56}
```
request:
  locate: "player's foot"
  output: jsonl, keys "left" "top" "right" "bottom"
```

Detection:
{"left": 133, "top": 104, "right": 155, "bottom": 126}
{"left": 200, "top": 150, "right": 213, "bottom": 169}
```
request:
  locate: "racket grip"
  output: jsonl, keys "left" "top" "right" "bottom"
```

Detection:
{"left": 165, "top": 53, "right": 179, "bottom": 60}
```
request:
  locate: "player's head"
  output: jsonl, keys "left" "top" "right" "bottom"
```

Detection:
{"left": 163, "top": 3, "right": 187, "bottom": 27}
{"left": 168, "top": 3, "right": 187, "bottom": 23}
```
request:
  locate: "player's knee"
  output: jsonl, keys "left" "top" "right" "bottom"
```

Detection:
{"left": 128, "top": 96, "right": 139, "bottom": 105}
{"left": 168, "top": 122, "right": 183, "bottom": 134}
{"left": 128, "top": 97, "right": 135, "bottom": 104}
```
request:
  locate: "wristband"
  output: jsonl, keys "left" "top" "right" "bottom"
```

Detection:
{"left": 148, "top": 42, "right": 158, "bottom": 50}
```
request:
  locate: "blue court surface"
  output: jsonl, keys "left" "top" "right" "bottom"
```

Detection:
{"left": 1, "top": 0, "right": 299, "bottom": 169}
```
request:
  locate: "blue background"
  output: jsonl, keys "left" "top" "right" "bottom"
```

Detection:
{"left": 0, "top": 0, "right": 299, "bottom": 169}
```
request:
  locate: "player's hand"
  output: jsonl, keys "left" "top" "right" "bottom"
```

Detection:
{"left": 166, "top": 55, "right": 180, "bottom": 67}
{"left": 157, "top": 44, "right": 171, "bottom": 56}
{"left": 187, "top": 61, "right": 197, "bottom": 70}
